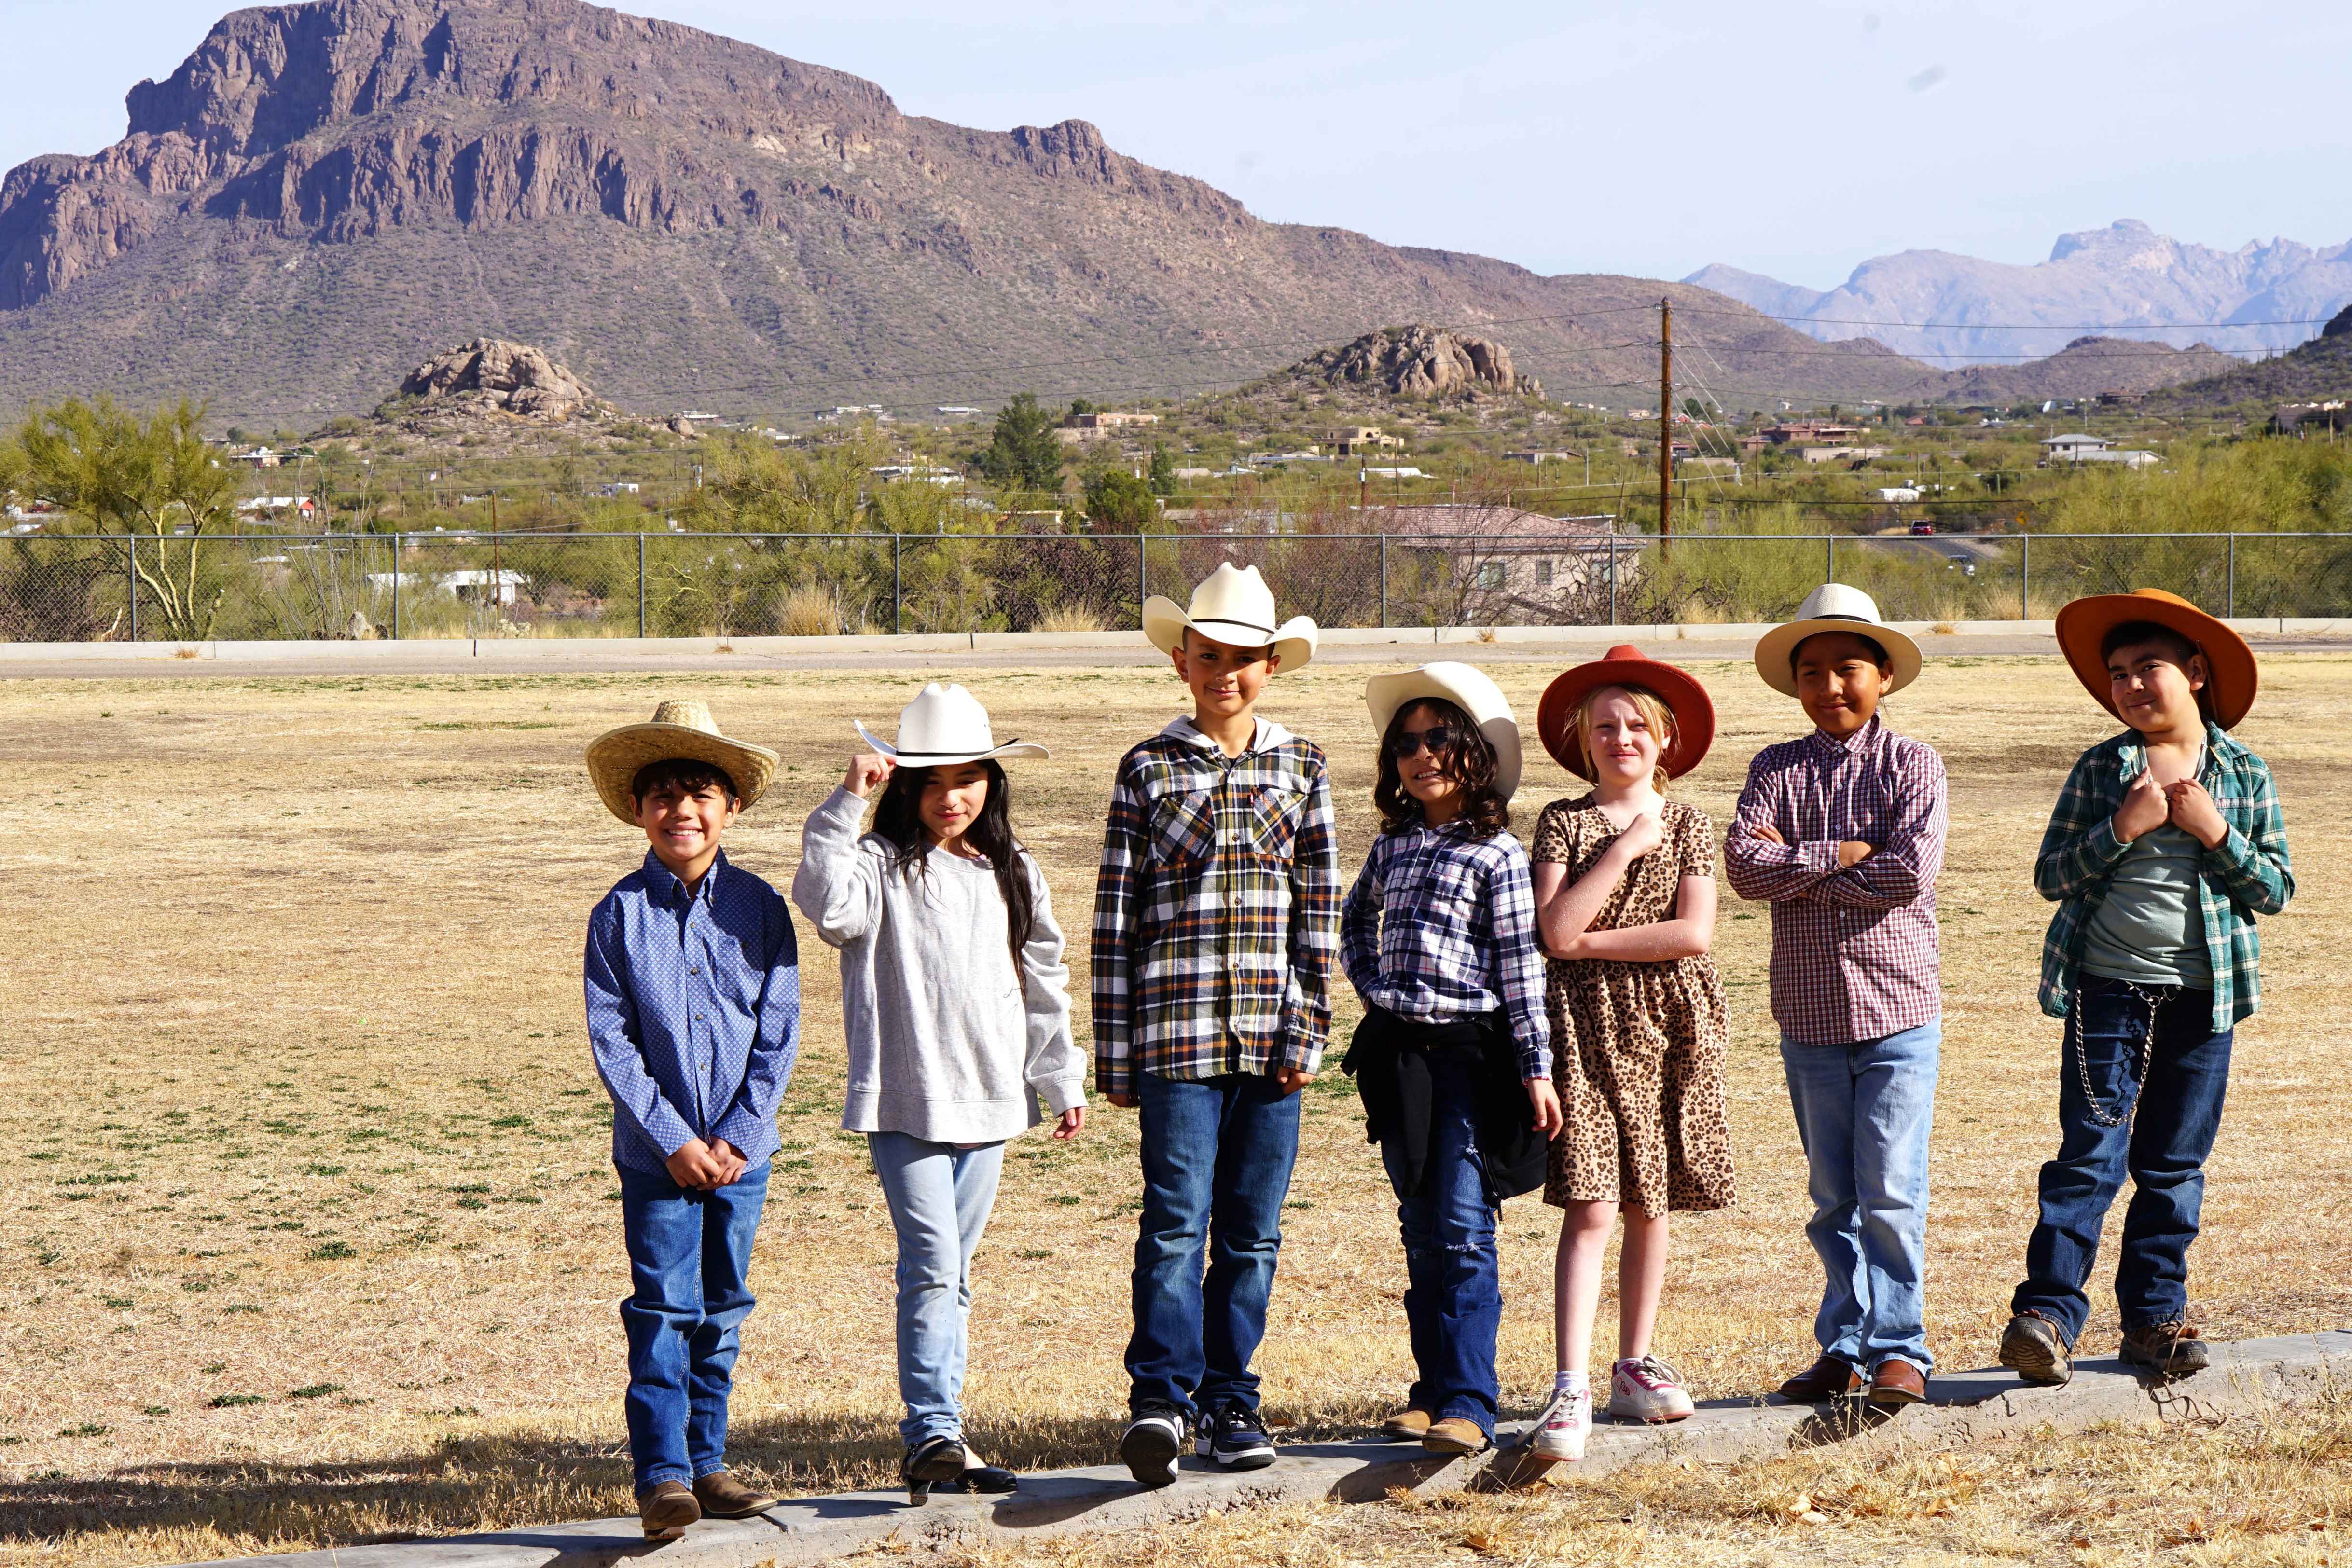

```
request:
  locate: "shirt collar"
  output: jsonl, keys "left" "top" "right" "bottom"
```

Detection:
{"left": 640, "top": 846, "right": 727, "bottom": 907}
{"left": 1807, "top": 713, "right": 1882, "bottom": 757}
{"left": 2115, "top": 720, "right": 2231, "bottom": 779}
{"left": 1165, "top": 714, "right": 1284, "bottom": 755}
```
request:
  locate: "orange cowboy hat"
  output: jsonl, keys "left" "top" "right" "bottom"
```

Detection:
{"left": 2053, "top": 589, "right": 2257, "bottom": 729}
{"left": 1536, "top": 645, "right": 1717, "bottom": 780}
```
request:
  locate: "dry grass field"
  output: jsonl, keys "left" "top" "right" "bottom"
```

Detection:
{"left": 2, "top": 651, "right": 2350, "bottom": 1565}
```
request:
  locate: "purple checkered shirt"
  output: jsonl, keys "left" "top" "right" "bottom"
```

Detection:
{"left": 1723, "top": 715, "right": 1947, "bottom": 1045}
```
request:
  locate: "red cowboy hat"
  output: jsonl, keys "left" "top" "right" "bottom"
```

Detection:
{"left": 2054, "top": 589, "right": 2257, "bottom": 729}
{"left": 1536, "top": 645, "right": 1717, "bottom": 780}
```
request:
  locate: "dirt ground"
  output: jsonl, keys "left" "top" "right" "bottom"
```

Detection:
{"left": 1, "top": 652, "right": 2348, "bottom": 1565}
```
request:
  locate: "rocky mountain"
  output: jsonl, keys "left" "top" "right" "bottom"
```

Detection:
{"left": 1688, "top": 220, "right": 2352, "bottom": 364}
{"left": 1920, "top": 335, "right": 2242, "bottom": 407}
{"left": 2150, "top": 305, "right": 2352, "bottom": 412}
{"left": 0, "top": 0, "right": 1935, "bottom": 426}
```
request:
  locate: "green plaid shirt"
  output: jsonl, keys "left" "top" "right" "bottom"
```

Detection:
{"left": 2036, "top": 722, "right": 2293, "bottom": 1033}
{"left": 1091, "top": 716, "right": 1341, "bottom": 1098}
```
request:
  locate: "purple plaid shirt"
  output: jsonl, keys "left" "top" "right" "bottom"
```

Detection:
{"left": 1723, "top": 716, "right": 1947, "bottom": 1045}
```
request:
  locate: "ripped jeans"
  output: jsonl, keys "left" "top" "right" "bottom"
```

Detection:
{"left": 1378, "top": 1048, "right": 1501, "bottom": 1433}
{"left": 2011, "top": 976, "right": 2233, "bottom": 1344}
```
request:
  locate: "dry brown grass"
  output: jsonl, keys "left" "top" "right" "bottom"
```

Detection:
{"left": 2, "top": 652, "right": 2350, "bottom": 1563}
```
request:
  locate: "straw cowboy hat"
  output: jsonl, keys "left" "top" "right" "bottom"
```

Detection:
{"left": 854, "top": 682, "right": 1050, "bottom": 767}
{"left": 2055, "top": 588, "right": 2257, "bottom": 729}
{"left": 1142, "top": 563, "right": 1318, "bottom": 670}
{"left": 585, "top": 699, "right": 780, "bottom": 826}
{"left": 1365, "top": 662, "right": 1524, "bottom": 801}
{"left": 1536, "top": 645, "right": 1717, "bottom": 780}
{"left": 1751, "top": 582, "right": 1923, "bottom": 697}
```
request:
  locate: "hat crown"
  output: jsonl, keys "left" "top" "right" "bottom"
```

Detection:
{"left": 1794, "top": 582, "right": 1887, "bottom": 626}
{"left": 1185, "top": 563, "right": 1280, "bottom": 636}
{"left": 896, "top": 682, "right": 997, "bottom": 754}
{"left": 650, "top": 698, "right": 719, "bottom": 735}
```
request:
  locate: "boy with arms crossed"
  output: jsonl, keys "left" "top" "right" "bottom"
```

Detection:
{"left": 1094, "top": 564, "right": 1341, "bottom": 1485}
{"left": 2000, "top": 591, "right": 2291, "bottom": 1384}
{"left": 1724, "top": 586, "right": 1948, "bottom": 1409}
{"left": 584, "top": 701, "right": 801, "bottom": 1540}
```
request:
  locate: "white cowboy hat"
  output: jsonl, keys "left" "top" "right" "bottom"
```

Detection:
{"left": 585, "top": 699, "right": 781, "bottom": 826}
{"left": 1365, "top": 662, "right": 1523, "bottom": 801}
{"left": 1142, "top": 563, "right": 1317, "bottom": 671}
{"left": 1751, "top": 582, "right": 1923, "bottom": 697}
{"left": 854, "top": 682, "right": 1049, "bottom": 767}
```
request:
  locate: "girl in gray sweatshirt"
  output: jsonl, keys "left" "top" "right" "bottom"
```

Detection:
{"left": 791, "top": 703, "right": 1085, "bottom": 1502}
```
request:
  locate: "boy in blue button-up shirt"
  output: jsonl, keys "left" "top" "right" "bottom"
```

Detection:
{"left": 583, "top": 701, "right": 799, "bottom": 1540}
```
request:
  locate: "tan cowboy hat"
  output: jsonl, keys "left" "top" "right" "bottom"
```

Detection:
{"left": 585, "top": 699, "right": 780, "bottom": 826}
{"left": 1537, "top": 645, "right": 1717, "bottom": 780}
{"left": 1365, "top": 662, "right": 1523, "bottom": 801}
{"left": 855, "top": 682, "right": 1049, "bottom": 766}
{"left": 1142, "top": 563, "right": 1317, "bottom": 670}
{"left": 2055, "top": 589, "right": 2257, "bottom": 729}
{"left": 1751, "top": 582, "right": 1923, "bottom": 697}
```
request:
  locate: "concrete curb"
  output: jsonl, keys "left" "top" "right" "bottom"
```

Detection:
{"left": 175, "top": 1331, "right": 2352, "bottom": 1567}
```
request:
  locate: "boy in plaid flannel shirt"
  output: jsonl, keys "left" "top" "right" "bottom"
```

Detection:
{"left": 1998, "top": 591, "right": 2291, "bottom": 1387}
{"left": 1094, "top": 565, "right": 1342, "bottom": 1485}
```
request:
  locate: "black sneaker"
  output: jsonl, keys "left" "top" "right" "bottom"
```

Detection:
{"left": 1119, "top": 1403, "right": 1190, "bottom": 1488}
{"left": 1195, "top": 1401, "right": 1276, "bottom": 1471}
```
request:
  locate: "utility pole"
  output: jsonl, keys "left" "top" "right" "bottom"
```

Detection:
{"left": 1658, "top": 297, "right": 1673, "bottom": 559}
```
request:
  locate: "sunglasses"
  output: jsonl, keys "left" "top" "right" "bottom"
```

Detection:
{"left": 1386, "top": 724, "right": 1461, "bottom": 759}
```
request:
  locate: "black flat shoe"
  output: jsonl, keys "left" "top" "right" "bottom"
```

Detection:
{"left": 900, "top": 1435, "right": 968, "bottom": 1506}
{"left": 938, "top": 1464, "right": 1018, "bottom": 1494}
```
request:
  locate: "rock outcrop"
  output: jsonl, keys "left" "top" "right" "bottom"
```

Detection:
{"left": 398, "top": 337, "right": 601, "bottom": 419}
{"left": 1295, "top": 326, "right": 1542, "bottom": 399}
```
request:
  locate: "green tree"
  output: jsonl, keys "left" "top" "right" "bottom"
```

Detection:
{"left": 1084, "top": 467, "right": 1158, "bottom": 531}
{"left": 1147, "top": 441, "right": 1178, "bottom": 497}
{"left": 978, "top": 394, "right": 1064, "bottom": 494}
{"left": 1067, "top": 398, "right": 1096, "bottom": 420}
{"left": 14, "top": 397, "right": 235, "bottom": 640}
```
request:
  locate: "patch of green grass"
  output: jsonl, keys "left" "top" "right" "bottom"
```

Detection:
{"left": 56, "top": 1423, "right": 109, "bottom": 1439}
{"left": 207, "top": 1393, "right": 265, "bottom": 1408}
{"left": 287, "top": 1384, "right": 343, "bottom": 1400}
{"left": 306, "top": 1240, "right": 357, "bottom": 1261}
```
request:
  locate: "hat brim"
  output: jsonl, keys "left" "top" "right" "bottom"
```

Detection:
{"left": 1536, "top": 657, "right": 1717, "bottom": 780}
{"left": 1365, "top": 664, "right": 1522, "bottom": 801}
{"left": 1144, "top": 596, "right": 1316, "bottom": 672}
{"left": 2054, "top": 591, "right": 2256, "bottom": 729}
{"left": 852, "top": 719, "right": 1051, "bottom": 766}
{"left": 586, "top": 723, "right": 780, "bottom": 826}
{"left": 1752, "top": 618, "right": 1924, "bottom": 697}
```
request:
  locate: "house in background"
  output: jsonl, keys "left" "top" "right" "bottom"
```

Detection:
{"left": 1373, "top": 504, "right": 1633, "bottom": 620}
{"left": 2040, "top": 433, "right": 2159, "bottom": 468}
{"left": 1329, "top": 426, "right": 1403, "bottom": 455}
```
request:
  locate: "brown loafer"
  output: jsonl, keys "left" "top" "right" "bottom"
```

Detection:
{"left": 693, "top": 1467, "right": 779, "bottom": 1518}
{"left": 1421, "top": 1417, "right": 1491, "bottom": 1455}
{"left": 1775, "top": 1356, "right": 1863, "bottom": 1401}
{"left": 1867, "top": 1357, "right": 1927, "bottom": 1407}
{"left": 637, "top": 1479, "right": 700, "bottom": 1540}
{"left": 2119, "top": 1321, "right": 2211, "bottom": 1377}
{"left": 1380, "top": 1405, "right": 1433, "bottom": 1441}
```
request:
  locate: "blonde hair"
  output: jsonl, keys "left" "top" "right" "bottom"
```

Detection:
{"left": 1572, "top": 683, "right": 1674, "bottom": 793}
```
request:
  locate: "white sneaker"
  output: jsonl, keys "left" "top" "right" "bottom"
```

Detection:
{"left": 1608, "top": 1355, "right": 1695, "bottom": 1423}
{"left": 1530, "top": 1382, "right": 1591, "bottom": 1461}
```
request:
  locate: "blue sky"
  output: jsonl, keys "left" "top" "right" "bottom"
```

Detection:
{"left": 4, "top": 0, "right": 2345, "bottom": 287}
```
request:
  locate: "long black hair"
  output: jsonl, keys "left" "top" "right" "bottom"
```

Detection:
{"left": 870, "top": 759, "right": 1038, "bottom": 968}
{"left": 1373, "top": 697, "right": 1510, "bottom": 838}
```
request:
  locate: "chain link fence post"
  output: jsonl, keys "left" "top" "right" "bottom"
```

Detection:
{"left": 637, "top": 533, "right": 647, "bottom": 638}
{"left": 2020, "top": 532, "right": 2030, "bottom": 620}
{"left": 1380, "top": 535, "right": 1389, "bottom": 629}
{"left": 2227, "top": 533, "right": 2236, "bottom": 619}
{"left": 126, "top": 538, "right": 138, "bottom": 642}
{"left": 893, "top": 534, "right": 902, "bottom": 634}
{"left": 391, "top": 533, "right": 401, "bottom": 638}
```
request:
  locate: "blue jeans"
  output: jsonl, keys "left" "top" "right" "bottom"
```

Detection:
{"left": 868, "top": 1131, "right": 1006, "bottom": 1446}
{"left": 1125, "top": 1071, "right": 1301, "bottom": 1417}
{"left": 1378, "top": 1050, "right": 1501, "bottom": 1434}
{"left": 2013, "top": 977, "right": 2232, "bottom": 1343}
{"left": 1780, "top": 1020, "right": 1940, "bottom": 1373}
{"left": 616, "top": 1161, "right": 769, "bottom": 1491}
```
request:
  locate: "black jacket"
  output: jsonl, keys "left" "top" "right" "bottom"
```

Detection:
{"left": 1342, "top": 1004, "right": 1549, "bottom": 1202}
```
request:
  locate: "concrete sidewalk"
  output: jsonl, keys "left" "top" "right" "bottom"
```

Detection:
{"left": 177, "top": 1330, "right": 2352, "bottom": 1567}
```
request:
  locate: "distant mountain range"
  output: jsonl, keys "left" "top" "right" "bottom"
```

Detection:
{"left": 0, "top": 0, "right": 1928, "bottom": 426}
{"left": 1688, "top": 221, "right": 2352, "bottom": 364}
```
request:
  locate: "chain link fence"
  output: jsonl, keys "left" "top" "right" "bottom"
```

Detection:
{"left": 4, "top": 529, "right": 2350, "bottom": 642}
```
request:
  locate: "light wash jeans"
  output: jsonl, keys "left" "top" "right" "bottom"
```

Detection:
{"left": 1779, "top": 1019, "right": 1940, "bottom": 1373}
{"left": 868, "top": 1130, "right": 1006, "bottom": 1446}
